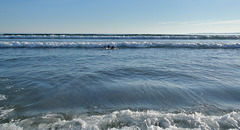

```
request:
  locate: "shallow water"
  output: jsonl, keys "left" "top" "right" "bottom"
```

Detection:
{"left": 0, "top": 36, "right": 240, "bottom": 129}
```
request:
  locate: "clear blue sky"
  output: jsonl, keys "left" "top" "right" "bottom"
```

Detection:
{"left": 0, "top": 0, "right": 240, "bottom": 34}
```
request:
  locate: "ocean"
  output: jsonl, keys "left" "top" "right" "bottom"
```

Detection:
{"left": 0, "top": 34, "right": 240, "bottom": 129}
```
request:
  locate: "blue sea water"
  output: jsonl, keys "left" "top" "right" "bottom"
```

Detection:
{"left": 0, "top": 34, "right": 240, "bottom": 129}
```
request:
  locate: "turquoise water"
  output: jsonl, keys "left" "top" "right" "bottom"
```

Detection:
{"left": 0, "top": 35, "right": 240, "bottom": 129}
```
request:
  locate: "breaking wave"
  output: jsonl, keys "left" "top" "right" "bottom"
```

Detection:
{"left": 0, "top": 110, "right": 239, "bottom": 130}
{"left": 1, "top": 34, "right": 240, "bottom": 40}
{"left": 0, "top": 41, "right": 240, "bottom": 49}
{"left": 0, "top": 95, "right": 6, "bottom": 101}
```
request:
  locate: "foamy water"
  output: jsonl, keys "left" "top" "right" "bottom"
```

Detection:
{"left": 1, "top": 34, "right": 240, "bottom": 40}
{"left": 1, "top": 110, "right": 239, "bottom": 130}
{"left": 0, "top": 39, "right": 240, "bottom": 48}
{"left": 0, "top": 95, "right": 6, "bottom": 101}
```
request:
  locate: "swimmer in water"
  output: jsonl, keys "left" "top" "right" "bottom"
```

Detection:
{"left": 111, "top": 46, "right": 115, "bottom": 49}
{"left": 107, "top": 45, "right": 110, "bottom": 49}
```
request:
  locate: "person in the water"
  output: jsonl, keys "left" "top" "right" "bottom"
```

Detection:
{"left": 107, "top": 45, "right": 115, "bottom": 49}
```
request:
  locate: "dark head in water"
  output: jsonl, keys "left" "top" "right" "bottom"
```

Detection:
{"left": 107, "top": 45, "right": 110, "bottom": 49}
{"left": 111, "top": 46, "right": 115, "bottom": 49}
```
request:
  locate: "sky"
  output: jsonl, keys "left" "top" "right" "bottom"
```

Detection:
{"left": 0, "top": 0, "right": 240, "bottom": 34}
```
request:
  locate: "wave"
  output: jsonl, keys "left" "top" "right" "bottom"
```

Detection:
{"left": 1, "top": 41, "right": 240, "bottom": 49}
{"left": 1, "top": 34, "right": 240, "bottom": 40}
{"left": 0, "top": 107, "right": 13, "bottom": 120}
{"left": 0, "top": 110, "right": 239, "bottom": 129}
{"left": 0, "top": 95, "right": 6, "bottom": 101}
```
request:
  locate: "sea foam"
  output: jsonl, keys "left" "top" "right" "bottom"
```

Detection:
{"left": 0, "top": 107, "right": 14, "bottom": 120}
{"left": 1, "top": 34, "right": 240, "bottom": 40}
{"left": 0, "top": 110, "right": 239, "bottom": 129}
{"left": 0, "top": 41, "right": 240, "bottom": 48}
{"left": 0, "top": 94, "right": 6, "bottom": 101}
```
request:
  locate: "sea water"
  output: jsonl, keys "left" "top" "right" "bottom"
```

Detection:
{"left": 0, "top": 34, "right": 240, "bottom": 129}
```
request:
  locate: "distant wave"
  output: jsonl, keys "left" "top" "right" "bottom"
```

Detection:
{"left": 1, "top": 34, "right": 240, "bottom": 40}
{"left": 1, "top": 41, "right": 240, "bottom": 49}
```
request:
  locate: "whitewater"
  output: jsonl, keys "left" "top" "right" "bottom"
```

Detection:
{"left": 0, "top": 34, "right": 240, "bottom": 49}
{"left": 0, "top": 34, "right": 240, "bottom": 129}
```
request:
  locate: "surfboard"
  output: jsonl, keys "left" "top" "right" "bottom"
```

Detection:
{"left": 105, "top": 47, "right": 118, "bottom": 50}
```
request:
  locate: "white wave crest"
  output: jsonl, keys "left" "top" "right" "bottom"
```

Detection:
{"left": 0, "top": 110, "right": 239, "bottom": 130}
{"left": 0, "top": 94, "right": 7, "bottom": 101}
{"left": 0, "top": 41, "right": 240, "bottom": 48}
{"left": 0, "top": 107, "right": 14, "bottom": 120}
{"left": 1, "top": 34, "right": 240, "bottom": 40}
